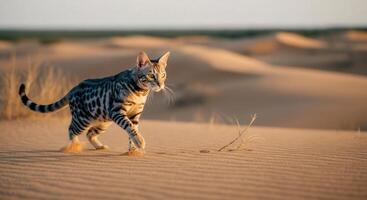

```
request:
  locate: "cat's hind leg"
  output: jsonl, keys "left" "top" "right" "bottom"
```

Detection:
{"left": 61, "top": 117, "right": 90, "bottom": 153}
{"left": 86, "top": 123, "right": 110, "bottom": 150}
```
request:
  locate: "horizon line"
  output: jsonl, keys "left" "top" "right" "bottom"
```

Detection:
{"left": 0, "top": 25, "right": 366, "bottom": 32}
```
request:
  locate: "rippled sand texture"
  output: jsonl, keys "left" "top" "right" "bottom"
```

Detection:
{"left": 0, "top": 120, "right": 366, "bottom": 200}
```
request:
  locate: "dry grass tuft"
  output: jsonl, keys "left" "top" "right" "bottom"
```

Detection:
{"left": 0, "top": 55, "right": 75, "bottom": 120}
{"left": 218, "top": 114, "right": 257, "bottom": 152}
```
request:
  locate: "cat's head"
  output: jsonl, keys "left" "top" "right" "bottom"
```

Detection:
{"left": 136, "top": 51, "right": 170, "bottom": 92}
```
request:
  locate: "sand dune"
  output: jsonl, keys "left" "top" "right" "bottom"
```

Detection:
{"left": 177, "top": 43, "right": 367, "bottom": 97}
{"left": 0, "top": 119, "right": 366, "bottom": 200}
{"left": 199, "top": 32, "right": 328, "bottom": 55}
{"left": 344, "top": 30, "right": 367, "bottom": 42}
{"left": 194, "top": 33, "right": 359, "bottom": 75}
{"left": 237, "top": 32, "right": 367, "bottom": 75}
{"left": 241, "top": 37, "right": 278, "bottom": 54}
{"left": 275, "top": 32, "right": 327, "bottom": 49}
{"left": 108, "top": 35, "right": 177, "bottom": 48}
{"left": 187, "top": 32, "right": 366, "bottom": 75}
{"left": 163, "top": 44, "right": 367, "bottom": 129}
{"left": 49, "top": 41, "right": 109, "bottom": 57}
{"left": 0, "top": 40, "right": 12, "bottom": 50}
{"left": 179, "top": 45, "right": 272, "bottom": 75}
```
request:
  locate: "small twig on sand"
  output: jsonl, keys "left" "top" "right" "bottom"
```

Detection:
{"left": 218, "top": 114, "right": 257, "bottom": 152}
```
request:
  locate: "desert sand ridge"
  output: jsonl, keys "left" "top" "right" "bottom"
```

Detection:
{"left": 176, "top": 43, "right": 367, "bottom": 108}
{"left": 0, "top": 40, "right": 12, "bottom": 50}
{"left": 0, "top": 119, "right": 366, "bottom": 200}
{"left": 193, "top": 32, "right": 329, "bottom": 55}
{"left": 108, "top": 35, "right": 177, "bottom": 48}
{"left": 275, "top": 32, "right": 327, "bottom": 49}
{"left": 49, "top": 41, "right": 107, "bottom": 56}
{"left": 179, "top": 45, "right": 272, "bottom": 75}
{"left": 344, "top": 30, "right": 367, "bottom": 42}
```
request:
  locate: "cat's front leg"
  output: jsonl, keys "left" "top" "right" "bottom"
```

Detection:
{"left": 128, "top": 125, "right": 145, "bottom": 151}
{"left": 128, "top": 122, "right": 139, "bottom": 151}
{"left": 129, "top": 130, "right": 145, "bottom": 150}
{"left": 128, "top": 134, "right": 145, "bottom": 157}
{"left": 110, "top": 112, "right": 145, "bottom": 150}
{"left": 128, "top": 112, "right": 143, "bottom": 151}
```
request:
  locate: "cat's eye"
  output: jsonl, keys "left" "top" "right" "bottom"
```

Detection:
{"left": 147, "top": 74, "right": 155, "bottom": 79}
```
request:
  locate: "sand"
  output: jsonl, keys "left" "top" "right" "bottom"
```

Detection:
{"left": 275, "top": 32, "right": 328, "bottom": 49}
{"left": 1, "top": 32, "right": 367, "bottom": 198}
{"left": 344, "top": 31, "right": 367, "bottom": 42}
{"left": 0, "top": 119, "right": 366, "bottom": 199}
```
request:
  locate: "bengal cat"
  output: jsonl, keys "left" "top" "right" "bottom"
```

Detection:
{"left": 19, "top": 51, "right": 170, "bottom": 154}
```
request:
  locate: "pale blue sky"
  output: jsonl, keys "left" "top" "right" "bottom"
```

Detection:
{"left": 0, "top": 0, "right": 366, "bottom": 29}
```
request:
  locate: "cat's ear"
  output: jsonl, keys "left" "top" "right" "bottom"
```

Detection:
{"left": 136, "top": 51, "right": 151, "bottom": 68}
{"left": 158, "top": 51, "right": 170, "bottom": 67}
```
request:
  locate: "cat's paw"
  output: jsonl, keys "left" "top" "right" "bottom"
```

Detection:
{"left": 61, "top": 141, "right": 83, "bottom": 153}
{"left": 128, "top": 148, "right": 145, "bottom": 157}
{"left": 130, "top": 133, "right": 146, "bottom": 150}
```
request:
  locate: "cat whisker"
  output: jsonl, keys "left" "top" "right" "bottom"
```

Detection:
{"left": 163, "top": 86, "right": 175, "bottom": 105}
{"left": 166, "top": 83, "right": 175, "bottom": 88}
{"left": 162, "top": 89, "right": 170, "bottom": 105}
{"left": 146, "top": 90, "right": 155, "bottom": 104}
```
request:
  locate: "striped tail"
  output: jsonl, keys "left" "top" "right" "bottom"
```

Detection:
{"left": 18, "top": 83, "right": 69, "bottom": 113}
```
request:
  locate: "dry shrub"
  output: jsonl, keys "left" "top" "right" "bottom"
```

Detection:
{"left": 218, "top": 114, "right": 258, "bottom": 152}
{"left": 0, "top": 56, "right": 75, "bottom": 119}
